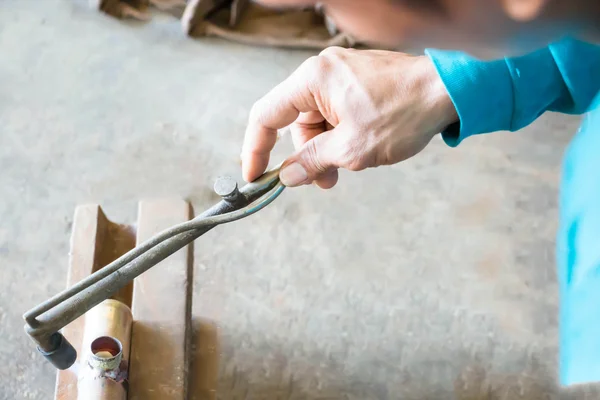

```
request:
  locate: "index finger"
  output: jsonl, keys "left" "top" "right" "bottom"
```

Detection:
{"left": 242, "top": 57, "right": 321, "bottom": 182}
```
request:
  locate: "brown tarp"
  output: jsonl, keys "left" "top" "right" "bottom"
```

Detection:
{"left": 96, "top": 0, "right": 358, "bottom": 50}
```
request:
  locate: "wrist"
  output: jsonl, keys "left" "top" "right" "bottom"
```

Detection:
{"left": 417, "top": 56, "right": 459, "bottom": 132}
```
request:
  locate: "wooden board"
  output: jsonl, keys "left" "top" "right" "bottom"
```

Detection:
{"left": 54, "top": 205, "right": 135, "bottom": 400}
{"left": 128, "top": 199, "right": 193, "bottom": 400}
{"left": 189, "top": 318, "right": 219, "bottom": 400}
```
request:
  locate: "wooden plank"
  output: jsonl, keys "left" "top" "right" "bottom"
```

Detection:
{"left": 55, "top": 205, "right": 135, "bottom": 400}
{"left": 189, "top": 318, "right": 219, "bottom": 400}
{"left": 128, "top": 199, "right": 193, "bottom": 400}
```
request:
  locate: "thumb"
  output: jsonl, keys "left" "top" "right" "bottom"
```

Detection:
{"left": 279, "top": 128, "right": 341, "bottom": 187}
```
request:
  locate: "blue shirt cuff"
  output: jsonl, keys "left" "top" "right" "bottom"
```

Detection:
{"left": 425, "top": 49, "right": 514, "bottom": 147}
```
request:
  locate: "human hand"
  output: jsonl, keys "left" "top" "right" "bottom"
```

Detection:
{"left": 241, "top": 47, "right": 458, "bottom": 188}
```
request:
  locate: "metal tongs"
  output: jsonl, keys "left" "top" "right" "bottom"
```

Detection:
{"left": 23, "top": 165, "right": 285, "bottom": 370}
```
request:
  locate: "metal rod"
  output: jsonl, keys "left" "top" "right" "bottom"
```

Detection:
{"left": 24, "top": 165, "right": 284, "bottom": 369}
{"left": 24, "top": 167, "right": 282, "bottom": 325}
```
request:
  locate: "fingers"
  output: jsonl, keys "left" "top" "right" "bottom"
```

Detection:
{"left": 290, "top": 111, "right": 328, "bottom": 149}
{"left": 290, "top": 111, "right": 339, "bottom": 189}
{"left": 242, "top": 58, "right": 321, "bottom": 182}
{"left": 280, "top": 127, "right": 343, "bottom": 187}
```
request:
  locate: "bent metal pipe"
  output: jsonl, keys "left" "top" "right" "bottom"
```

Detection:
{"left": 23, "top": 165, "right": 285, "bottom": 370}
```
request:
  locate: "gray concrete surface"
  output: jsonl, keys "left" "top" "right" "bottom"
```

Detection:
{"left": 1, "top": 1, "right": 599, "bottom": 399}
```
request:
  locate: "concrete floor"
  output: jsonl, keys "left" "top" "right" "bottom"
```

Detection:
{"left": 2, "top": 1, "right": 600, "bottom": 399}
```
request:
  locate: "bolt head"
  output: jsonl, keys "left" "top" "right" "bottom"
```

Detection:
{"left": 214, "top": 176, "right": 238, "bottom": 198}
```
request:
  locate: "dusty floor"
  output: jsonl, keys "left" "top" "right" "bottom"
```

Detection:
{"left": 2, "top": 1, "right": 600, "bottom": 399}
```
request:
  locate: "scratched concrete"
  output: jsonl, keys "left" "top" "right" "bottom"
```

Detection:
{"left": 1, "top": 1, "right": 599, "bottom": 399}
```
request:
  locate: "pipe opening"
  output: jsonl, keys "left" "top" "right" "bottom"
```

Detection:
{"left": 89, "top": 336, "right": 123, "bottom": 371}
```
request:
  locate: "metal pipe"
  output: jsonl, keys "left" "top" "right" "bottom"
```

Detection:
{"left": 24, "top": 165, "right": 284, "bottom": 370}
{"left": 78, "top": 299, "right": 133, "bottom": 400}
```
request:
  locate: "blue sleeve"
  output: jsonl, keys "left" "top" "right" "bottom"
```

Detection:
{"left": 559, "top": 96, "right": 600, "bottom": 386}
{"left": 425, "top": 38, "right": 600, "bottom": 147}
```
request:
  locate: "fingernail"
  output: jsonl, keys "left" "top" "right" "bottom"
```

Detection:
{"left": 279, "top": 163, "right": 308, "bottom": 187}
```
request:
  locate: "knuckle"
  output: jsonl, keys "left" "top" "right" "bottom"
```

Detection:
{"left": 304, "top": 140, "right": 327, "bottom": 174}
{"left": 319, "top": 46, "right": 344, "bottom": 57}
{"left": 303, "top": 55, "right": 322, "bottom": 72}
{"left": 248, "top": 100, "right": 266, "bottom": 124}
{"left": 302, "top": 55, "right": 332, "bottom": 82}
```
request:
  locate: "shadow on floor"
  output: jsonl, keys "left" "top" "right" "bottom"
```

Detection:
{"left": 188, "top": 318, "right": 600, "bottom": 400}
